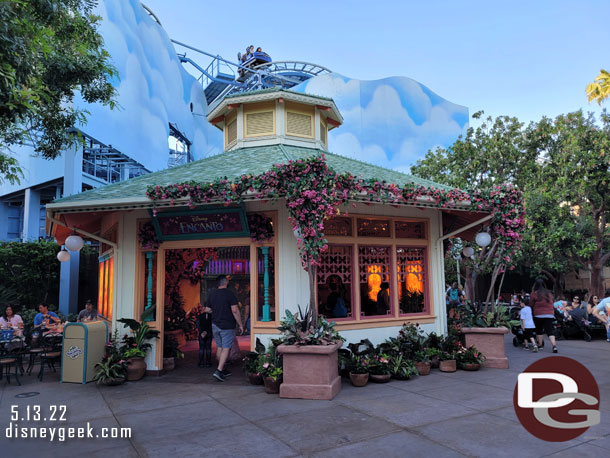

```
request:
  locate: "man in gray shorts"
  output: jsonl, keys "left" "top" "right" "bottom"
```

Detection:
{"left": 209, "top": 275, "right": 243, "bottom": 382}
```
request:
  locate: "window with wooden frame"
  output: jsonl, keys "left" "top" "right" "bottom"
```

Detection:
{"left": 98, "top": 254, "right": 114, "bottom": 320}
{"left": 316, "top": 215, "right": 430, "bottom": 321}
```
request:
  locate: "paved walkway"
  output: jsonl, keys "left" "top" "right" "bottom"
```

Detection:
{"left": 1, "top": 336, "right": 609, "bottom": 457}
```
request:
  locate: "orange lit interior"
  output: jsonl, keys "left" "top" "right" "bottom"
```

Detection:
{"left": 98, "top": 263, "right": 104, "bottom": 316}
{"left": 97, "top": 257, "right": 114, "bottom": 319}
{"left": 367, "top": 265, "right": 382, "bottom": 300}
{"left": 399, "top": 261, "right": 424, "bottom": 294}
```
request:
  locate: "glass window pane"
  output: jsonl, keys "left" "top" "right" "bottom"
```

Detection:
{"left": 257, "top": 247, "right": 275, "bottom": 322}
{"left": 357, "top": 218, "right": 391, "bottom": 237}
{"left": 395, "top": 221, "right": 426, "bottom": 239}
{"left": 317, "top": 245, "right": 353, "bottom": 319}
{"left": 358, "top": 246, "right": 392, "bottom": 316}
{"left": 325, "top": 217, "right": 353, "bottom": 236}
{"left": 396, "top": 247, "right": 426, "bottom": 314}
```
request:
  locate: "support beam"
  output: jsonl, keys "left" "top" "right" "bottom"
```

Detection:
{"left": 438, "top": 214, "right": 493, "bottom": 243}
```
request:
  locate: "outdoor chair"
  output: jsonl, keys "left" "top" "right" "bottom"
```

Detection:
{"left": 0, "top": 340, "right": 25, "bottom": 385}
{"left": 38, "top": 334, "right": 62, "bottom": 381}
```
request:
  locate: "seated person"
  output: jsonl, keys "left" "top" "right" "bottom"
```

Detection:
{"left": 587, "top": 295, "right": 601, "bottom": 324}
{"left": 592, "top": 288, "right": 610, "bottom": 342}
{"left": 32, "top": 303, "right": 61, "bottom": 345}
{"left": 0, "top": 305, "right": 24, "bottom": 330}
{"left": 564, "top": 301, "right": 591, "bottom": 341}
{"left": 34, "top": 304, "right": 61, "bottom": 328}
{"left": 78, "top": 299, "right": 98, "bottom": 322}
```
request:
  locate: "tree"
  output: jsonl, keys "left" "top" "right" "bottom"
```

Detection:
{"left": 412, "top": 112, "right": 535, "bottom": 304}
{"left": 527, "top": 111, "right": 610, "bottom": 297}
{"left": 0, "top": 0, "right": 117, "bottom": 184}
{"left": 586, "top": 69, "right": 610, "bottom": 105}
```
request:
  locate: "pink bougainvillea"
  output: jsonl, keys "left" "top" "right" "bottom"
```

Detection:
{"left": 146, "top": 155, "right": 524, "bottom": 270}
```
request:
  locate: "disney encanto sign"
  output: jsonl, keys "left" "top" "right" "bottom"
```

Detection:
{"left": 151, "top": 206, "right": 250, "bottom": 240}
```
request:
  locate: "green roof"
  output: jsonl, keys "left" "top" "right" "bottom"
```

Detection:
{"left": 223, "top": 87, "right": 334, "bottom": 102}
{"left": 51, "top": 145, "right": 451, "bottom": 205}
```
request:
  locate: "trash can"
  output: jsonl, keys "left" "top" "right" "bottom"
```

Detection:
{"left": 61, "top": 321, "right": 108, "bottom": 384}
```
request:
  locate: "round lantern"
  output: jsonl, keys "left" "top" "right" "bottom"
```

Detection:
{"left": 65, "top": 234, "right": 84, "bottom": 252}
{"left": 57, "top": 250, "right": 71, "bottom": 262}
{"left": 475, "top": 232, "right": 491, "bottom": 248}
{"left": 462, "top": 246, "right": 474, "bottom": 257}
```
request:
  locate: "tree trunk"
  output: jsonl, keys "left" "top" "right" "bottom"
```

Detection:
{"left": 590, "top": 262, "right": 604, "bottom": 298}
{"left": 308, "top": 264, "right": 317, "bottom": 322}
{"left": 484, "top": 264, "right": 502, "bottom": 313}
{"left": 495, "top": 267, "right": 507, "bottom": 305}
{"left": 464, "top": 266, "right": 476, "bottom": 303}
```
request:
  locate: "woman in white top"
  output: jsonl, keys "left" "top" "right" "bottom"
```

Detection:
{"left": 0, "top": 305, "right": 24, "bottom": 329}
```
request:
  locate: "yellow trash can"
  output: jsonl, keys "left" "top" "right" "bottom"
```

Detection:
{"left": 61, "top": 321, "right": 108, "bottom": 384}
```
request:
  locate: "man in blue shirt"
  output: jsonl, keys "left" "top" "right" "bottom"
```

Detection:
{"left": 33, "top": 304, "right": 61, "bottom": 327}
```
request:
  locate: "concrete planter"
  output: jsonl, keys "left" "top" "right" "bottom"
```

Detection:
{"left": 277, "top": 341, "right": 342, "bottom": 400}
{"left": 461, "top": 327, "right": 509, "bottom": 369}
{"left": 439, "top": 359, "right": 456, "bottom": 372}
{"left": 415, "top": 361, "right": 431, "bottom": 375}
{"left": 126, "top": 357, "right": 146, "bottom": 381}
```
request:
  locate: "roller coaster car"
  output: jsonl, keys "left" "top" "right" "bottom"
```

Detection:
{"left": 243, "top": 51, "right": 272, "bottom": 68}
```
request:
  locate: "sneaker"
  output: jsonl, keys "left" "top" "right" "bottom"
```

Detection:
{"left": 221, "top": 369, "right": 232, "bottom": 377}
{"left": 532, "top": 345, "right": 539, "bottom": 353}
{"left": 552, "top": 346, "right": 558, "bottom": 353}
{"left": 584, "top": 332, "right": 592, "bottom": 342}
{"left": 213, "top": 370, "right": 225, "bottom": 382}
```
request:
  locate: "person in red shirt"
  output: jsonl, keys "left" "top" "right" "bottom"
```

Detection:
{"left": 530, "top": 278, "right": 558, "bottom": 353}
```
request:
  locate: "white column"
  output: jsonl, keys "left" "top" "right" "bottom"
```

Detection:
{"left": 22, "top": 187, "right": 41, "bottom": 241}
{"left": 62, "top": 142, "right": 83, "bottom": 197}
{"left": 59, "top": 142, "right": 83, "bottom": 314}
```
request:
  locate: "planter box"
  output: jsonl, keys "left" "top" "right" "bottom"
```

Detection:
{"left": 277, "top": 342, "right": 342, "bottom": 400}
{"left": 461, "top": 327, "right": 509, "bottom": 369}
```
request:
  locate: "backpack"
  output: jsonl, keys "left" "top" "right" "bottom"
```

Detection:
{"left": 449, "top": 288, "right": 460, "bottom": 302}
{"left": 333, "top": 297, "right": 348, "bottom": 318}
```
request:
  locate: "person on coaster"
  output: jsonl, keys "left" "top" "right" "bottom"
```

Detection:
{"left": 78, "top": 299, "right": 98, "bottom": 322}
{"left": 592, "top": 288, "right": 610, "bottom": 343}
{"left": 209, "top": 275, "right": 243, "bottom": 382}
{"left": 531, "top": 278, "right": 559, "bottom": 353}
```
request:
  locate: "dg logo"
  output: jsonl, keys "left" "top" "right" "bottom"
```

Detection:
{"left": 513, "top": 356, "right": 600, "bottom": 441}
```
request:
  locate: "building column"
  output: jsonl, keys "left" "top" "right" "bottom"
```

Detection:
{"left": 59, "top": 141, "right": 83, "bottom": 314}
{"left": 22, "top": 187, "right": 41, "bottom": 241}
{"left": 0, "top": 200, "right": 9, "bottom": 240}
{"left": 59, "top": 247, "right": 80, "bottom": 316}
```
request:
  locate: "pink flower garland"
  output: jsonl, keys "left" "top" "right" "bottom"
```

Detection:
{"left": 146, "top": 155, "right": 524, "bottom": 270}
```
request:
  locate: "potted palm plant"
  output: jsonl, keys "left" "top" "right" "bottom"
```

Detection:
{"left": 276, "top": 305, "right": 344, "bottom": 400}
{"left": 94, "top": 331, "right": 127, "bottom": 386}
{"left": 118, "top": 316, "right": 160, "bottom": 381}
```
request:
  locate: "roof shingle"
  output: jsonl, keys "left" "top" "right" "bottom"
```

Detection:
{"left": 52, "top": 145, "right": 451, "bottom": 205}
